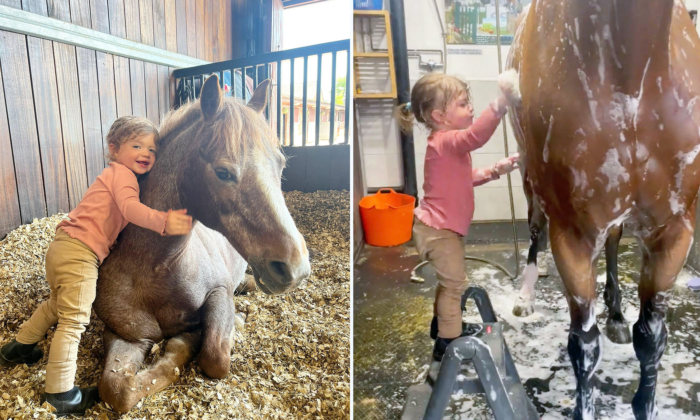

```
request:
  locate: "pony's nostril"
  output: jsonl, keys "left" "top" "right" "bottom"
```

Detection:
{"left": 268, "top": 261, "right": 288, "bottom": 279}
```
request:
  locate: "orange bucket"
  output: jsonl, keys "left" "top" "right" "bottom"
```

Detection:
{"left": 359, "top": 188, "right": 416, "bottom": 247}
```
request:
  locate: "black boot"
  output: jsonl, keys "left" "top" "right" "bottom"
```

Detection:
{"left": 430, "top": 316, "right": 483, "bottom": 340}
{"left": 0, "top": 340, "right": 43, "bottom": 367}
{"left": 432, "top": 322, "right": 483, "bottom": 362}
{"left": 42, "top": 386, "right": 100, "bottom": 417}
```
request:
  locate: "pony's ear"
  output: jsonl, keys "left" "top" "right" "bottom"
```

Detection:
{"left": 248, "top": 79, "right": 271, "bottom": 114}
{"left": 200, "top": 74, "right": 222, "bottom": 121}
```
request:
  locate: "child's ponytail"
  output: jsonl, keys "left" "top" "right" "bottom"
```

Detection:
{"left": 395, "top": 102, "right": 415, "bottom": 133}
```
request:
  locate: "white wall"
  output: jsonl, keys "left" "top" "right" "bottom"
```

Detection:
{"left": 358, "top": 0, "right": 527, "bottom": 221}
{"left": 357, "top": 0, "right": 700, "bottom": 222}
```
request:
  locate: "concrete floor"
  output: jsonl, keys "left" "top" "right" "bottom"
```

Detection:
{"left": 353, "top": 237, "right": 700, "bottom": 420}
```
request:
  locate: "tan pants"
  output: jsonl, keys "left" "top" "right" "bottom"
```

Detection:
{"left": 413, "top": 218, "right": 468, "bottom": 339}
{"left": 16, "top": 228, "right": 99, "bottom": 393}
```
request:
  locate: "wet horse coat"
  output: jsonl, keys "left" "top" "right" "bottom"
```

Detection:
{"left": 93, "top": 76, "right": 311, "bottom": 412}
{"left": 507, "top": 1, "right": 700, "bottom": 419}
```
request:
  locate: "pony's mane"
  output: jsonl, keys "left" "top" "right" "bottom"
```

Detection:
{"left": 158, "top": 97, "right": 281, "bottom": 162}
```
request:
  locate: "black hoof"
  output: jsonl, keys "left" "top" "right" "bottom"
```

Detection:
{"left": 606, "top": 319, "right": 632, "bottom": 344}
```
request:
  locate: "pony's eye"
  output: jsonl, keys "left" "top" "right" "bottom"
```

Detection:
{"left": 215, "top": 168, "right": 237, "bottom": 183}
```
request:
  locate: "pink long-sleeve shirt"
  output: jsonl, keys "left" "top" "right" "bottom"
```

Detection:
{"left": 414, "top": 105, "right": 505, "bottom": 236}
{"left": 57, "top": 162, "right": 169, "bottom": 263}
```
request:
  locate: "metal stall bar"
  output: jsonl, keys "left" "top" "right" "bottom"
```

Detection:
{"left": 277, "top": 60, "right": 282, "bottom": 140}
{"left": 329, "top": 50, "right": 337, "bottom": 145}
{"left": 315, "top": 53, "right": 322, "bottom": 146}
{"left": 290, "top": 58, "right": 295, "bottom": 146}
{"left": 344, "top": 50, "right": 350, "bottom": 144}
{"left": 302, "top": 55, "right": 308, "bottom": 146}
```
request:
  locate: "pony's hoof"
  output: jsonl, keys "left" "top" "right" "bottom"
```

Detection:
{"left": 512, "top": 296, "right": 534, "bottom": 317}
{"left": 606, "top": 319, "right": 632, "bottom": 344}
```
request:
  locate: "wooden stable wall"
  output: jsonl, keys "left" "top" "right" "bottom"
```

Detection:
{"left": 0, "top": 0, "right": 234, "bottom": 238}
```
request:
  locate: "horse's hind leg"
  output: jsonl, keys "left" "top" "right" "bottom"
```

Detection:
{"left": 513, "top": 179, "right": 547, "bottom": 317}
{"left": 198, "top": 287, "right": 236, "bottom": 379}
{"left": 631, "top": 215, "right": 693, "bottom": 420}
{"left": 604, "top": 224, "right": 632, "bottom": 344}
{"left": 549, "top": 219, "right": 602, "bottom": 420}
{"left": 100, "top": 328, "right": 201, "bottom": 413}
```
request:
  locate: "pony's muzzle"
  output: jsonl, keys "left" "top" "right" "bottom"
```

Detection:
{"left": 250, "top": 256, "right": 310, "bottom": 295}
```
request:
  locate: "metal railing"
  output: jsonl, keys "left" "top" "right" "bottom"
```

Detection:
{"left": 172, "top": 40, "right": 351, "bottom": 146}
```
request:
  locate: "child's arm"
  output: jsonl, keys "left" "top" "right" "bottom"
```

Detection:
{"left": 112, "top": 175, "right": 192, "bottom": 235}
{"left": 441, "top": 106, "right": 506, "bottom": 154}
{"left": 442, "top": 70, "right": 521, "bottom": 154}
{"left": 473, "top": 154, "right": 520, "bottom": 187}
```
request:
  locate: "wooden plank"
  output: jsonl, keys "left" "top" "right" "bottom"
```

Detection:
{"left": 107, "top": 0, "right": 126, "bottom": 37}
{"left": 76, "top": 47, "right": 104, "bottom": 184}
{"left": 69, "top": 0, "right": 91, "bottom": 28}
{"left": 204, "top": 0, "right": 212, "bottom": 61}
{"left": 195, "top": 0, "right": 203, "bottom": 59}
{"left": 22, "top": 0, "right": 48, "bottom": 16}
{"left": 26, "top": 36, "right": 70, "bottom": 215}
{"left": 0, "top": 31, "right": 47, "bottom": 222}
{"left": 129, "top": 59, "right": 146, "bottom": 117}
{"left": 54, "top": 42, "right": 89, "bottom": 209}
{"left": 144, "top": 62, "right": 159, "bottom": 125}
{"left": 216, "top": 0, "right": 224, "bottom": 61}
{"left": 0, "top": 0, "right": 21, "bottom": 9}
{"left": 211, "top": 0, "right": 219, "bottom": 60}
{"left": 90, "top": 0, "right": 110, "bottom": 33}
{"left": 139, "top": 0, "right": 154, "bottom": 46}
{"left": 175, "top": 0, "right": 186, "bottom": 54}
{"left": 47, "top": 0, "right": 71, "bottom": 21}
{"left": 186, "top": 0, "right": 195, "bottom": 57}
{"left": 153, "top": 0, "right": 166, "bottom": 50}
{"left": 0, "top": 42, "right": 21, "bottom": 236}
{"left": 124, "top": 0, "right": 141, "bottom": 42}
{"left": 113, "top": 55, "right": 132, "bottom": 116}
{"left": 164, "top": 0, "right": 176, "bottom": 52}
{"left": 157, "top": 64, "right": 169, "bottom": 121}
{"left": 95, "top": 52, "right": 117, "bottom": 167}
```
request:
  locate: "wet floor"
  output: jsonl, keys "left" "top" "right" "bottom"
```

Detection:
{"left": 353, "top": 238, "right": 700, "bottom": 420}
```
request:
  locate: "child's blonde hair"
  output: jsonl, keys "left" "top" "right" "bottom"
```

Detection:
{"left": 396, "top": 74, "right": 471, "bottom": 132}
{"left": 106, "top": 116, "right": 159, "bottom": 162}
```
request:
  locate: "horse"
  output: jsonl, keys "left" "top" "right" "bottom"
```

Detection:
{"left": 93, "top": 75, "right": 311, "bottom": 413}
{"left": 512, "top": 193, "right": 632, "bottom": 345}
{"left": 507, "top": 1, "right": 700, "bottom": 418}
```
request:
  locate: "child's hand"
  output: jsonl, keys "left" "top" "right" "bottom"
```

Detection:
{"left": 165, "top": 209, "right": 193, "bottom": 236}
{"left": 496, "top": 69, "right": 521, "bottom": 108}
{"left": 493, "top": 154, "right": 520, "bottom": 176}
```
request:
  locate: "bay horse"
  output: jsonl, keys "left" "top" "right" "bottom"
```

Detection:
{"left": 93, "top": 75, "right": 310, "bottom": 412}
{"left": 512, "top": 195, "right": 632, "bottom": 344}
{"left": 507, "top": 1, "right": 700, "bottom": 419}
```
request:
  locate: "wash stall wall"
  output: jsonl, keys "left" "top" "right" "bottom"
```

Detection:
{"left": 357, "top": 0, "right": 700, "bottom": 224}
{"left": 0, "top": 0, "right": 235, "bottom": 238}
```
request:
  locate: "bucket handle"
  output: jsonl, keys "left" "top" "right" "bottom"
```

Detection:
{"left": 376, "top": 188, "right": 397, "bottom": 195}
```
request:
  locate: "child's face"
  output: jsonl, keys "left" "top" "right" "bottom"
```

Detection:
{"left": 110, "top": 133, "right": 157, "bottom": 175}
{"left": 441, "top": 92, "right": 474, "bottom": 130}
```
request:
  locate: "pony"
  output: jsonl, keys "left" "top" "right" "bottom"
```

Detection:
{"left": 93, "top": 75, "right": 311, "bottom": 412}
{"left": 507, "top": 1, "right": 700, "bottom": 418}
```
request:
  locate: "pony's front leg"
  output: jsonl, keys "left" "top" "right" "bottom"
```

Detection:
{"left": 100, "top": 328, "right": 201, "bottom": 413}
{"left": 632, "top": 215, "right": 693, "bottom": 420}
{"left": 198, "top": 287, "right": 236, "bottom": 379}
{"left": 550, "top": 220, "right": 602, "bottom": 420}
{"left": 513, "top": 178, "right": 548, "bottom": 317}
{"left": 603, "top": 224, "right": 632, "bottom": 344}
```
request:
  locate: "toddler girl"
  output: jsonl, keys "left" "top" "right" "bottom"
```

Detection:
{"left": 398, "top": 70, "right": 521, "bottom": 361}
{"left": 0, "top": 116, "right": 193, "bottom": 415}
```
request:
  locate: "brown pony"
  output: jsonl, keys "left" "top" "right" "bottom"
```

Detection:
{"left": 507, "top": 1, "right": 700, "bottom": 419}
{"left": 93, "top": 75, "right": 310, "bottom": 412}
